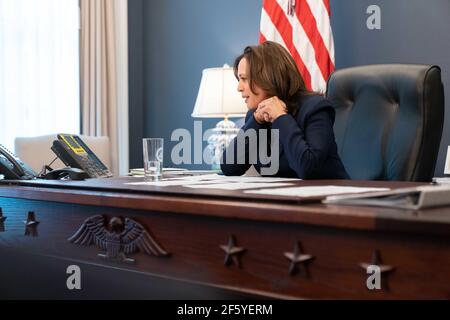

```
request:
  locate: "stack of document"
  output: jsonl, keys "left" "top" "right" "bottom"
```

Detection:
{"left": 432, "top": 177, "right": 450, "bottom": 184}
{"left": 245, "top": 185, "right": 389, "bottom": 198}
{"left": 129, "top": 168, "right": 217, "bottom": 176}
{"left": 126, "top": 173, "right": 298, "bottom": 190}
{"left": 323, "top": 185, "right": 450, "bottom": 210}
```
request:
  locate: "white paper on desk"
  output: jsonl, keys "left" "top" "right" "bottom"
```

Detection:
{"left": 126, "top": 174, "right": 300, "bottom": 188}
{"left": 126, "top": 180, "right": 212, "bottom": 187}
{"left": 183, "top": 182, "right": 294, "bottom": 190}
{"left": 129, "top": 167, "right": 188, "bottom": 176}
{"left": 126, "top": 178, "right": 251, "bottom": 187}
{"left": 223, "top": 176, "right": 299, "bottom": 183}
{"left": 167, "top": 173, "right": 225, "bottom": 181}
{"left": 324, "top": 184, "right": 450, "bottom": 209}
{"left": 245, "top": 185, "right": 390, "bottom": 197}
{"left": 432, "top": 177, "right": 450, "bottom": 184}
{"left": 168, "top": 174, "right": 300, "bottom": 183}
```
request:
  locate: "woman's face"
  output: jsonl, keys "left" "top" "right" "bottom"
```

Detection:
{"left": 237, "top": 57, "right": 269, "bottom": 109}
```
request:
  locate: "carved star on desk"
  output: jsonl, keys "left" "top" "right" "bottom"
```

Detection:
{"left": 284, "top": 241, "right": 314, "bottom": 276}
{"left": 220, "top": 235, "right": 246, "bottom": 268}
{"left": 359, "top": 249, "right": 395, "bottom": 274}
{"left": 359, "top": 249, "right": 395, "bottom": 291}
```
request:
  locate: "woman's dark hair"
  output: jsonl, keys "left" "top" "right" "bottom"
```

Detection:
{"left": 233, "top": 41, "right": 316, "bottom": 114}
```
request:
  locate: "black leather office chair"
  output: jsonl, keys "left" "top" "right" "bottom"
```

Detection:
{"left": 326, "top": 64, "right": 444, "bottom": 182}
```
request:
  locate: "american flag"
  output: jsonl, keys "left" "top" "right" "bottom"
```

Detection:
{"left": 260, "top": 0, "right": 335, "bottom": 92}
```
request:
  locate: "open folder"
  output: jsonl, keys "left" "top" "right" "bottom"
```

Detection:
{"left": 323, "top": 185, "right": 450, "bottom": 210}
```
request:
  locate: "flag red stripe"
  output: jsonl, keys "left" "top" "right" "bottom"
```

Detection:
{"left": 320, "top": 0, "right": 334, "bottom": 74}
{"left": 322, "top": 0, "right": 331, "bottom": 17}
{"left": 263, "top": 0, "right": 312, "bottom": 90}
{"left": 296, "top": 0, "right": 334, "bottom": 80}
{"left": 259, "top": 32, "right": 267, "bottom": 44}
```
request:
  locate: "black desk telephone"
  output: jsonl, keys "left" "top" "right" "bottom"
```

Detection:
{"left": 0, "top": 134, "right": 112, "bottom": 180}
{"left": 0, "top": 144, "right": 38, "bottom": 180}
{"left": 0, "top": 145, "right": 86, "bottom": 181}
{"left": 51, "top": 134, "right": 112, "bottom": 178}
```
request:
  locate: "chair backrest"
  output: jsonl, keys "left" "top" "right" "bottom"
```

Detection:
{"left": 326, "top": 64, "right": 444, "bottom": 182}
{"left": 14, "top": 134, "right": 111, "bottom": 173}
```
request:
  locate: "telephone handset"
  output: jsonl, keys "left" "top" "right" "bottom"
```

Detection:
{"left": 51, "top": 134, "right": 112, "bottom": 178}
{"left": 0, "top": 144, "right": 38, "bottom": 180}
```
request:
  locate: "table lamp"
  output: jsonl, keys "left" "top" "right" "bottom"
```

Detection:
{"left": 192, "top": 64, "right": 247, "bottom": 170}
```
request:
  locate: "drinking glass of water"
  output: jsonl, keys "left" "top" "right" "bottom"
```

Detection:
{"left": 143, "top": 138, "right": 163, "bottom": 180}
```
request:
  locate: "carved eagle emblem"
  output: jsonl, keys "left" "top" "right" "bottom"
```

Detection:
{"left": 68, "top": 215, "right": 170, "bottom": 263}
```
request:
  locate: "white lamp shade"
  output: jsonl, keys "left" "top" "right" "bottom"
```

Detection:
{"left": 192, "top": 65, "right": 247, "bottom": 118}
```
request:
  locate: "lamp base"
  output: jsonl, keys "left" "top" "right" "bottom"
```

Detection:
{"left": 207, "top": 118, "right": 240, "bottom": 171}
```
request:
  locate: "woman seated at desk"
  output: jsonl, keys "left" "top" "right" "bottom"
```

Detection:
{"left": 221, "top": 41, "right": 349, "bottom": 179}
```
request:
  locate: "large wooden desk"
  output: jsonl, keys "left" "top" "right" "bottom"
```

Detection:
{"left": 0, "top": 177, "right": 449, "bottom": 299}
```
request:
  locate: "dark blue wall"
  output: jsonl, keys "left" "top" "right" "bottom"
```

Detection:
{"left": 128, "top": 0, "right": 145, "bottom": 169}
{"left": 129, "top": 0, "right": 450, "bottom": 175}
{"left": 129, "top": 0, "right": 261, "bottom": 169}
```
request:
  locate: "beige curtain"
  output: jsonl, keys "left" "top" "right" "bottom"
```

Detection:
{"left": 80, "top": 0, "right": 119, "bottom": 174}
